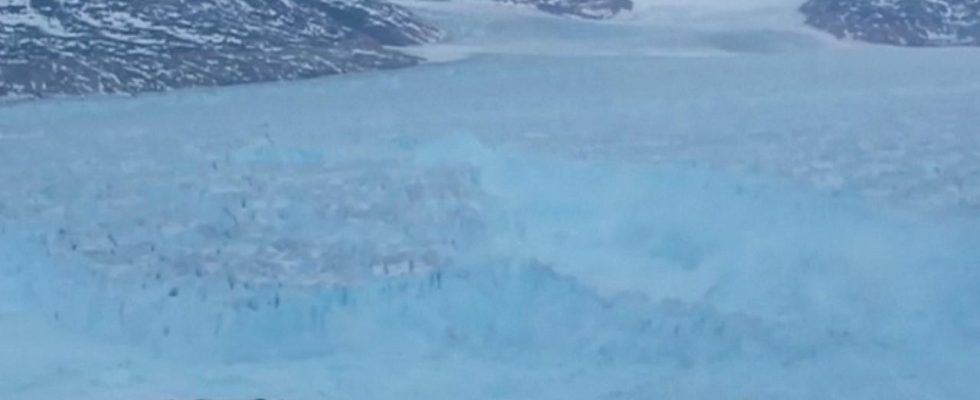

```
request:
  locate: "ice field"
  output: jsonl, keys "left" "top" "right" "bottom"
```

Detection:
{"left": 2, "top": 1, "right": 980, "bottom": 399}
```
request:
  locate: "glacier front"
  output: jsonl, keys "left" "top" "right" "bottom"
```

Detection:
{"left": 2, "top": 2, "right": 980, "bottom": 399}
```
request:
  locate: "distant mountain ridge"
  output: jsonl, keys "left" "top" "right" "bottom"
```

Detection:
{"left": 801, "top": 0, "right": 980, "bottom": 46}
{"left": 0, "top": 0, "right": 442, "bottom": 100}
{"left": 496, "top": 0, "right": 632, "bottom": 19}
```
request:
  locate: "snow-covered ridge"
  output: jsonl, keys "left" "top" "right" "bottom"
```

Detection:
{"left": 0, "top": 0, "right": 442, "bottom": 99}
{"left": 801, "top": 0, "right": 980, "bottom": 46}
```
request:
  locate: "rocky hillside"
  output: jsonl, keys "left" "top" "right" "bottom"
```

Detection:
{"left": 0, "top": 0, "right": 442, "bottom": 100}
{"left": 801, "top": 0, "right": 980, "bottom": 46}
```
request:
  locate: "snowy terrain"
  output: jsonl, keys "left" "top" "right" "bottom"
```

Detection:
{"left": 2, "top": 1, "right": 980, "bottom": 399}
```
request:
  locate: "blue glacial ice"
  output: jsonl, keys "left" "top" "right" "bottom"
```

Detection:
{"left": 3, "top": 3, "right": 980, "bottom": 399}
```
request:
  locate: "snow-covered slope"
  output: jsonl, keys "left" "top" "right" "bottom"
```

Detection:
{"left": 0, "top": 0, "right": 441, "bottom": 100}
{"left": 801, "top": 0, "right": 980, "bottom": 46}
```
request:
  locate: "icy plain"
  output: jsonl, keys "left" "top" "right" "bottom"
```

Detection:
{"left": 2, "top": 1, "right": 980, "bottom": 399}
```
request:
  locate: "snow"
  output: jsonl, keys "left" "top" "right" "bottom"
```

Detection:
{"left": 3, "top": 2, "right": 980, "bottom": 400}
{"left": 401, "top": 0, "right": 836, "bottom": 63}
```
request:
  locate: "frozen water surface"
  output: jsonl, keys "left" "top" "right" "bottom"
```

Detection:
{"left": 2, "top": 2, "right": 980, "bottom": 399}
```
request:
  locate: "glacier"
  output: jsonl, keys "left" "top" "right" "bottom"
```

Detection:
{"left": 2, "top": 1, "right": 980, "bottom": 399}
